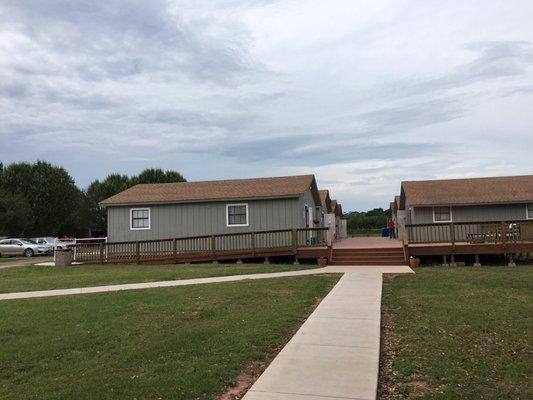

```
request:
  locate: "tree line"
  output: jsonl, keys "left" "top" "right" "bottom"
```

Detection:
{"left": 344, "top": 208, "right": 392, "bottom": 234}
{"left": 0, "top": 161, "right": 186, "bottom": 237}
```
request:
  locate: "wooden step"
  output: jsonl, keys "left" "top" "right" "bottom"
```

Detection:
{"left": 331, "top": 246, "right": 407, "bottom": 266}
{"left": 331, "top": 247, "right": 407, "bottom": 265}
{"left": 333, "top": 249, "right": 403, "bottom": 255}
{"left": 331, "top": 259, "right": 406, "bottom": 264}
{"left": 333, "top": 248, "right": 403, "bottom": 253}
{"left": 332, "top": 253, "right": 405, "bottom": 259}
{"left": 329, "top": 260, "right": 407, "bottom": 266}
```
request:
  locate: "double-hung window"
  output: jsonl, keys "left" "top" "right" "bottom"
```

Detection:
{"left": 226, "top": 204, "right": 248, "bottom": 227}
{"left": 433, "top": 206, "right": 452, "bottom": 223}
{"left": 527, "top": 204, "right": 533, "bottom": 219}
{"left": 130, "top": 208, "right": 150, "bottom": 230}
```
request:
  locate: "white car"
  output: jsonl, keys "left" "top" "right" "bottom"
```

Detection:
{"left": 0, "top": 239, "right": 53, "bottom": 257}
{"left": 31, "top": 237, "right": 74, "bottom": 250}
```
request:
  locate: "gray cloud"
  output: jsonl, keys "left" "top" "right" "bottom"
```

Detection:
{"left": 357, "top": 98, "right": 464, "bottom": 131}
{"left": 221, "top": 134, "right": 446, "bottom": 166}
{"left": 386, "top": 41, "right": 533, "bottom": 98}
{"left": 1, "top": 0, "right": 263, "bottom": 85}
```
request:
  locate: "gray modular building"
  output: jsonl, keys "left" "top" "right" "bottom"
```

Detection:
{"left": 101, "top": 175, "right": 325, "bottom": 243}
{"left": 395, "top": 175, "right": 533, "bottom": 241}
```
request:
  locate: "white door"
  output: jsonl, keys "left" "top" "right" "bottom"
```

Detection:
{"left": 307, "top": 206, "right": 315, "bottom": 242}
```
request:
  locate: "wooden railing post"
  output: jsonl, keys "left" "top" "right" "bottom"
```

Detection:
{"left": 291, "top": 229, "right": 298, "bottom": 254}
{"left": 135, "top": 241, "right": 140, "bottom": 265}
{"left": 251, "top": 232, "right": 256, "bottom": 256}
{"left": 99, "top": 243, "right": 105, "bottom": 265}
{"left": 172, "top": 238, "right": 177, "bottom": 263}
{"left": 450, "top": 223, "right": 455, "bottom": 246}
{"left": 211, "top": 235, "right": 217, "bottom": 260}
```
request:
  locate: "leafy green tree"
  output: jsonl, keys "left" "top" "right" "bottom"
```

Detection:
{"left": 135, "top": 168, "right": 186, "bottom": 184}
{"left": 85, "top": 174, "right": 132, "bottom": 234}
{"left": 344, "top": 207, "right": 392, "bottom": 234}
{"left": 0, "top": 161, "right": 83, "bottom": 236}
{"left": 0, "top": 188, "right": 33, "bottom": 236}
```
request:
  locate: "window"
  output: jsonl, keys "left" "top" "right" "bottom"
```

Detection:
{"left": 130, "top": 208, "right": 150, "bottom": 230}
{"left": 226, "top": 204, "right": 248, "bottom": 227}
{"left": 527, "top": 204, "right": 533, "bottom": 219}
{"left": 433, "top": 206, "right": 452, "bottom": 222}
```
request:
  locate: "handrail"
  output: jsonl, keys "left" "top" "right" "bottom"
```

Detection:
{"left": 72, "top": 227, "right": 329, "bottom": 264}
{"left": 405, "top": 219, "right": 531, "bottom": 228}
{"left": 405, "top": 219, "right": 533, "bottom": 245}
{"left": 71, "top": 227, "right": 328, "bottom": 247}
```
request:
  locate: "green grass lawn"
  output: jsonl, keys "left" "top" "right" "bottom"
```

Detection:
{"left": 0, "top": 274, "right": 340, "bottom": 399}
{"left": 381, "top": 265, "right": 532, "bottom": 400}
{"left": 0, "top": 262, "right": 320, "bottom": 293}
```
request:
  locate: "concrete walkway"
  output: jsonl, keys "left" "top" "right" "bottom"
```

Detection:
{"left": 243, "top": 265, "right": 412, "bottom": 400}
{"left": 0, "top": 265, "right": 411, "bottom": 301}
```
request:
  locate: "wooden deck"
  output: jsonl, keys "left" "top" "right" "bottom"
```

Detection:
{"left": 332, "top": 232, "right": 533, "bottom": 262}
{"left": 403, "top": 219, "right": 533, "bottom": 258}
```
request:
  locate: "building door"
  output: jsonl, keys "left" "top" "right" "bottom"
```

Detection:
{"left": 304, "top": 205, "right": 315, "bottom": 243}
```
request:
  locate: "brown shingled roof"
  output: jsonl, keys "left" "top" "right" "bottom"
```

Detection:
{"left": 318, "top": 189, "right": 332, "bottom": 212}
{"left": 330, "top": 199, "right": 343, "bottom": 216}
{"left": 390, "top": 196, "right": 400, "bottom": 212}
{"left": 101, "top": 175, "right": 317, "bottom": 206}
{"left": 401, "top": 175, "right": 533, "bottom": 206}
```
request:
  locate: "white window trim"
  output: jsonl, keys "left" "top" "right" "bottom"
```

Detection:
{"left": 527, "top": 204, "right": 533, "bottom": 220}
{"left": 226, "top": 203, "right": 249, "bottom": 227}
{"left": 433, "top": 206, "right": 452, "bottom": 223}
{"left": 130, "top": 207, "right": 151, "bottom": 230}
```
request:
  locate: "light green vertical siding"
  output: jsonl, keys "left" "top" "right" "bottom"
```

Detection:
{"left": 411, "top": 203, "right": 528, "bottom": 224}
{"left": 107, "top": 197, "right": 306, "bottom": 242}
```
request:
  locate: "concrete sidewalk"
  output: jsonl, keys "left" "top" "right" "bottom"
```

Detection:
{"left": 0, "top": 265, "right": 411, "bottom": 301}
{"left": 243, "top": 266, "right": 410, "bottom": 400}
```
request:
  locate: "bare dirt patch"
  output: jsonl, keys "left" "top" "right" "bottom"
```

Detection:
{"left": 378, "top": 301, "right": 402, "bottom": 400}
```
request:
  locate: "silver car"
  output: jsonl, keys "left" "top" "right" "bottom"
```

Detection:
{"left": 0, "top": 238, "right": 53, "bottom": 257}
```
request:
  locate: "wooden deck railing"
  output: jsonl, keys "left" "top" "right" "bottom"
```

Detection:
{"left": 405, "top": 220, "right": 533, "bottom": 245}
{"left": 73, "top": 227, "right": 329, "bottom": 264}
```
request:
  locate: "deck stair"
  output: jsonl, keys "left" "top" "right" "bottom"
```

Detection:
{"left": 330, "top": 246, "right": 407, "bottom": 266}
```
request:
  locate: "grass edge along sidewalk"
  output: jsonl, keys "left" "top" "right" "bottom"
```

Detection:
{"left": 0, "top": 262, "right": 320, "bottom": 293}
{"left": 379, "top": 265, "right": 532, "bottom": 400}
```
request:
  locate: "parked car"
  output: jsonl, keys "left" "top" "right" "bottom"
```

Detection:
{"left": 0, "top": 239, "right": 53, "bottom": 257}
{"left": 31, "top": 237, "right": 74, "bottom": 250}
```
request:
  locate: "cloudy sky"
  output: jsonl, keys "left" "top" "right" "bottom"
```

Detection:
{"left": 1, "top": 1, "right": 532, "bottom": 210}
